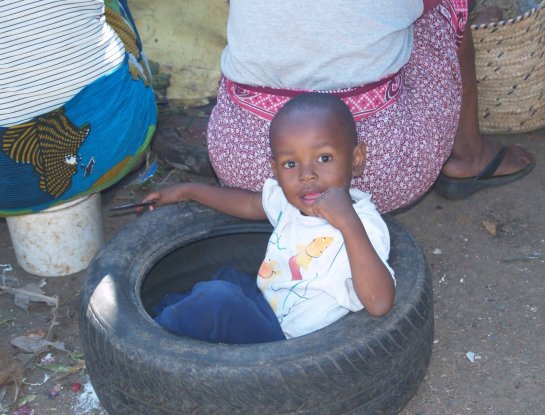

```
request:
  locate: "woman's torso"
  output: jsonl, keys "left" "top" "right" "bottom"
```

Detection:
{"left": 221, "top": 0, "right": 424, "bottom": 90}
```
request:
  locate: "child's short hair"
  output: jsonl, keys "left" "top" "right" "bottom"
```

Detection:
{"left": 269, "top": 93, "right": 357, "bottom": 143}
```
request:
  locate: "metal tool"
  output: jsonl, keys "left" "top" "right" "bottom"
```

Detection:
{"left": 108, "top": 201, "right": 156, "bottom": 212}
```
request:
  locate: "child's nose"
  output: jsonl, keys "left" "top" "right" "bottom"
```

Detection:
{"left": 299, "top": 163, "right": 317, "bottom": 181}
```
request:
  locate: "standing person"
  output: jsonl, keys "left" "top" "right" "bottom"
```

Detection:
{"left": 142, "top": 93, "right": 395, "bottom": 344}
{"left": 0, "top": 0, "right": 157, "bottom": 216}
{"left": 206, "top": 0, "right": 534, "bottom": 212}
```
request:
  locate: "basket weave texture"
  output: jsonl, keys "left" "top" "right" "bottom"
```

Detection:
{"left": 472, "top": 1, "right": 545, "bottom": 134}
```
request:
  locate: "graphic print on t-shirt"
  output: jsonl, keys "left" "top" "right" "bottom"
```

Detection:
{"left": 288, "top": 236, "right": 334, "bottom": 280}
{"left": 257, "top": 222, "right": 342, "bottom": 320}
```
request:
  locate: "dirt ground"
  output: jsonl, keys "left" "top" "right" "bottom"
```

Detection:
{"left": 1, "top": 105, "right": 544, "bottom": 414}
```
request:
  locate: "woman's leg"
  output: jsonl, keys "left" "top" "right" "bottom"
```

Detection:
{"left": 440, "top": 26, "right": 534, "bottom": 179}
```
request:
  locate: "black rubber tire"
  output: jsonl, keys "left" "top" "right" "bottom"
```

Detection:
{"left": 79, "top": 202, "right": 433, "bottom": 415}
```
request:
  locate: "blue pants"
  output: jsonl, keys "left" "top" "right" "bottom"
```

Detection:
{"left": 153, "top": 267, "right": 286, "bottom": 344}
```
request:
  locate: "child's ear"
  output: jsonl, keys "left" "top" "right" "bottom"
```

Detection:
{"left": 351, "top": 143, "right": 366, "bottom": 177}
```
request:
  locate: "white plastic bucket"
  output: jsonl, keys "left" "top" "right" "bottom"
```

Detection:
{"left": 6, "top": 193, "right": 104, "bottom": 277}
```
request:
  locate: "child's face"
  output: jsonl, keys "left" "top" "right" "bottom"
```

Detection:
{"left": 270, "top": 108, "right": 365, "bottom": 216}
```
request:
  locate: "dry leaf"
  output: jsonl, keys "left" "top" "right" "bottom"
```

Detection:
{"left": 482, "top": 220, "right": 497, "bottom": 237}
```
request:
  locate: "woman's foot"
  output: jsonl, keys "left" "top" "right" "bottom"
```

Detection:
{"left": 438, "top": 24, "right": 535, "bottom": 197}
{"left": 436, "top": 139, "right": 535, "bottom": 200}
{"left": 441, "top": 138, "right": 534, "bottom": 179}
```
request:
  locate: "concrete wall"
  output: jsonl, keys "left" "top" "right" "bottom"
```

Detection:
{"left": 131, "top": 0, "right": 228, "bottom": 105}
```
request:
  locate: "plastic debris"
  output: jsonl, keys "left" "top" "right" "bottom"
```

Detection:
{"left": 432, "top": 248, "right": 442, "bottom": 255}
{"left": 136, "top": 160, "right": 158, "bottom": 184}
{"left": 1, "top": 263, "right": 12, "bottom": 286}
{"left": 466, "top": 351, "right": 481, "bottom": 363}
{"left": 10, "top": 333, "right": 65, "bottom": 354}
{"left": 11, "top": 404, "right": 33, "bottom": 415}
{"left": 48, "top": 384, "right": 62, "bottom": 400}
{"left": 72, "top": 382, "right": 82, "bottom": 393}
{"left": 39, "top": 353, "right": 56, "bottom": 365}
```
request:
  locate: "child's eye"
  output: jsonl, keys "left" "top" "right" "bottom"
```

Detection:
{"left": 282, "top": 160, "right": 297, "bottom": 169}
{"left": 318, "top": 155, "right": 333, "bottom": 163}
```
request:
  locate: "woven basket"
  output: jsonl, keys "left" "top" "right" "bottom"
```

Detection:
{"left": 472, "top": 1, "right": 545, "bottom": 134}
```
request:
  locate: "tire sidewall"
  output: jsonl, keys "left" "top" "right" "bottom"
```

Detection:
{"left": 79, "top": 202, "right": 433, "bottom": 414}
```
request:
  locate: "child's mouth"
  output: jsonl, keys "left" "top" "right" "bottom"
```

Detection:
{"left": 302, "top": 192, "right": 323, "bottom": 204}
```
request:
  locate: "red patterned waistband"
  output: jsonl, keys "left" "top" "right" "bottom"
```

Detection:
{"left": 224, "top": 71, "right": 404, "bottom": 122}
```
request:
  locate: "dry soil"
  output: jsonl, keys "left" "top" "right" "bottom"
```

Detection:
{"left": 1, "top": 110, "right": 544, "bottom": 415}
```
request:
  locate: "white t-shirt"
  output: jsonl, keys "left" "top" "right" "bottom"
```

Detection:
{"left": 258, "top": 179, "right": 395, "bottom": 339}
{"left": 221, "top": 1, "right": 424, "bottom": 90}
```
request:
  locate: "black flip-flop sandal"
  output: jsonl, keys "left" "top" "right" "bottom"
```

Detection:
{"left": 434, "top": 146, "right": 536, "bottom": 200}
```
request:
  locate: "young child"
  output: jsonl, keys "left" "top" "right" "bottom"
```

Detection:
{"left": 141, "top": 93, "right": 395, "bottom": 343}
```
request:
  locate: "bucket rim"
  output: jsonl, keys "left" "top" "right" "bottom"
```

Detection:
{"left": 4, "top": 193, "right": 101, "bottom": 220}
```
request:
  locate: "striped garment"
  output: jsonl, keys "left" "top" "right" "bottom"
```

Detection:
{"left": 0, "top": 0, "right": 125, "bottom": 126}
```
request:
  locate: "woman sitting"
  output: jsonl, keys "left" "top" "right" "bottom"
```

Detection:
{"left": 0, "top": 0, "right": 156, "bottom": 216}
{"left": 206, "top": 0, "right": 534, "bottom": 212}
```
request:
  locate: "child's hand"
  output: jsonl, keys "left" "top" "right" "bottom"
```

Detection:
{"left": 311, "top": 187, "right": 359, "bottom": 230}
{"left": 137, "top": 184, "right": 189, "bottom": 213}
{"left": 315, "top": 188, "right": 394, "bottom": 317}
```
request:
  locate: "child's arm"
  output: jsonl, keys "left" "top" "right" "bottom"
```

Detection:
{"left": 140, "top": 183, "right": 267, "bottom": 220}
{"left": 311, "top": 188, "right": 395, "bottom": 317}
